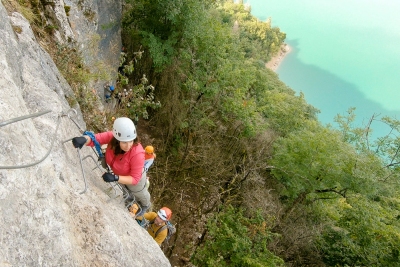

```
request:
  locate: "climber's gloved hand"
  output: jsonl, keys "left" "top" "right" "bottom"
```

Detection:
{"left": 102, "top": 173, "right": 119, "bottom": 183}
{"left": 72, "top": 136, "right": 87, "bottom": 149}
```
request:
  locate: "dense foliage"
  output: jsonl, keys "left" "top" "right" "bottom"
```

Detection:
{"left": 193, "top": 206, "right": 284, "bottom": 266}
{"left": 117, "top": 0, "right": 400, "bottom": 266}
{"left": 14, "top": 0, "right": 400, "bottom": 264}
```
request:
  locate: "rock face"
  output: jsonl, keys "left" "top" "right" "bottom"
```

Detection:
{"left": 0, "top": 2, "right": 170, "bottom": 267}
{"left": 65, "top": 0, "right": 122, "bottom": 91}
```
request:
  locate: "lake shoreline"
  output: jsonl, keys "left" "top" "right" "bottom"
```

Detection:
{"left": 265, "top": 43, "right": 291, "bottom": 72}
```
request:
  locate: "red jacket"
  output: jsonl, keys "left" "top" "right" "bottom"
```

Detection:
{"left": 87, "top": 131, "right": 145, "bottom": 185}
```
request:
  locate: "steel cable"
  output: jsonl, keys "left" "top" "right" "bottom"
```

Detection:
{"left": 0, "top": 111, "right": 61, "bottom": 169}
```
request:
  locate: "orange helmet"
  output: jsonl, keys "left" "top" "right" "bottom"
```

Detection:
{"left": 145, "top": 145, "right": 154, "bottom": 154}
{"left": 157, "top": 207, "right": 172, "bottom": 221}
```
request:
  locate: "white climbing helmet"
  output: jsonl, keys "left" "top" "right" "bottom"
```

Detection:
{"left": 157, "top": 207, "right": 172, "bottom": 221}
{"left": 112, "top": 117, "right": 137, "bottom": 142}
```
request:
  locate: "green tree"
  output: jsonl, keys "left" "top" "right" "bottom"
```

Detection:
{"left": 258, "top": 91, "right": 318, "bottom": 136}
{"left": 334, "top": 108, "right": 400, "bottom": 184}
{"left": 193, "top": 206, "right": 284, "bottom": 267}
{"left": 270, "top": 121, "right": 385, "bottom": 202}
{"left": 317, "top": 196, "right": 400, "bottom": 266}
{"left": 122, "top": 0, "right": 215, "bottom": 70}
{"left": 270, "top": 110, "right": 400, "bottom": 265}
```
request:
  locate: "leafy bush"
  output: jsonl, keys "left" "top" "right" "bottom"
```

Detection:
{"left": 316, "top": 196, "right": 400, "bottom": 266}
{"left": 193, "top": 206, "right": 284, "bottom": 267}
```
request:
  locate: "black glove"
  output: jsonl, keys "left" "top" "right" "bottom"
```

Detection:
{"left": 102, "top": 173, "right": 119, "bottom": 183}
{"left": 72, "top": 136, "right": 87, "bottom": 149}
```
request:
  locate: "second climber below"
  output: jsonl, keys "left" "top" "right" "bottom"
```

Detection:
{"left": 135, "top": 207, "right": 172, "bottom": 246}
{"left": 71, "top": 117, "right": 151, "bottom": 216}
{"left": 144, "top": 145, "right": 156, "bottom": 172}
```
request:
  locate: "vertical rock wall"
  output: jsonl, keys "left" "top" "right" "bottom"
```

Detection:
{"left": 66, "top": 0, "right": 122, "bottom": 93}
{"left": 0, "top": 2, "right": 170, "bottom": 266}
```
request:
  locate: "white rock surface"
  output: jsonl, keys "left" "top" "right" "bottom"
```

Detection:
{"left": 0, "top": 2, "right": 170, "bottom": 266}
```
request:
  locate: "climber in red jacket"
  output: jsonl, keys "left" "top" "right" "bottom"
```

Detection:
{"left": 71, "top": 117, "right": 151, "bottom": 215}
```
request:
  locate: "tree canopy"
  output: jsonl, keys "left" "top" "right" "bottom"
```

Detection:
{"left": 115, "top": 0, "right": 400, "bottom": 266}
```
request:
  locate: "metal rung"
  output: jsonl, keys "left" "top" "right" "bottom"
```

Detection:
{"left": 106, "top": 182, "right": 123, "bottom": 201}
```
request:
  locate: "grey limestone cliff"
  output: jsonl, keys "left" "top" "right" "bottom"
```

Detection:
{"left": 0, "top": 1, "right": 170, "bottom": 266}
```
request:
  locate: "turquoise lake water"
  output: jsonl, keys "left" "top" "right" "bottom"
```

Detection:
{"left": 246, "top": 0, "right": 400, "bottom": 138}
